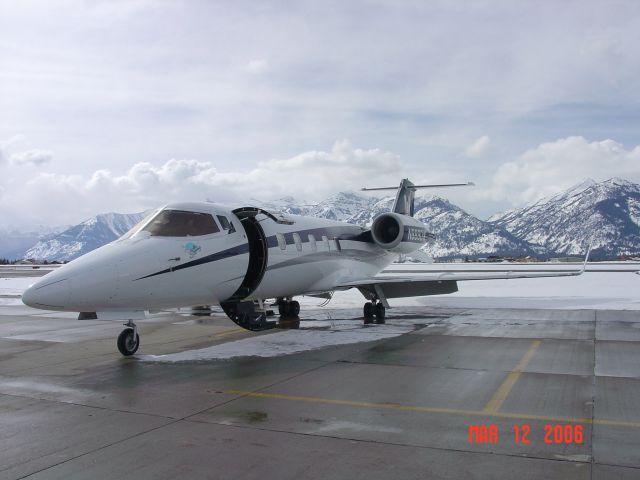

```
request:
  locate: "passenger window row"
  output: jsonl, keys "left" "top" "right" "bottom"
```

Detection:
{"left": 275, "top": 232, "right": 340, "bottom": 252}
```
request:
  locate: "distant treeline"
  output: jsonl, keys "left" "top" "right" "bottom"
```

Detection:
{"left": 0, "top": 258, "right": 65, "bottom": 265}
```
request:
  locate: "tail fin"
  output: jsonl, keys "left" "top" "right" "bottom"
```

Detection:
{"left": 362, "top": 179, "right": 474, "bottom": 216}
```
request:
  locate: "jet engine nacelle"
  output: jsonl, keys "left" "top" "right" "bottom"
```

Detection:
{"left": 370, "top": 212, "right": 431, "bottom": 254}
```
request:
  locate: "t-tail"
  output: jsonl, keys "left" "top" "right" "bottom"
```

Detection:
{"left": 362, "top": 179, "right": 474, "bottom": 217}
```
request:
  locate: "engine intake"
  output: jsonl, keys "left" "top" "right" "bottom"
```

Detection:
{"left": 370, "top": 212, "right": 431, "bottom": 254}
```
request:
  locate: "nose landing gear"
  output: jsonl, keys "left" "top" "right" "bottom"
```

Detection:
{"left": 117, "top": 320, "right": 140, "bottom": 356}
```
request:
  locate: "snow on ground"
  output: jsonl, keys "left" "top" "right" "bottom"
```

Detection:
{"left": 294, "top": 271, "right": 640, "bottom": 311}
{"left": 0, "top": 277, "right": 35, "bottom": 305}
{"left": 143, "top": 322, "right": 418, "bottom": 362}
{"left": 0, "top": 277, "right": 35, "bottom": 295}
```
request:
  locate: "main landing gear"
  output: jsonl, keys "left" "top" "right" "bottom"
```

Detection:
{"left": 278, "top": 299, "right": 300, "bottom": 318}
{"left": 117, "top": 320, "right": 140, "bottom": 356}
{"left": 363, "top": 301, "right": 385, "bottom": 325}
{"left": 220, "top": 300, "right": 277, "bottom": 331}
{"left": 276, "top": 298, "right": 301, "bottom": 329}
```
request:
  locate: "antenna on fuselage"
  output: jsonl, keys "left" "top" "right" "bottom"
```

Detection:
{"left": 361, "top": 179, "right": 474, "bottom": 216}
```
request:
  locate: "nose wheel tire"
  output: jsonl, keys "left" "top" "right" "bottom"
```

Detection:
{"left": 117, "top": 328, "right": 140, "bottom": 356}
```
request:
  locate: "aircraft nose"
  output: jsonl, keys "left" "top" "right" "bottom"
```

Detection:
{"left": 22, "top": 278, "right": 70, "bottom": 309}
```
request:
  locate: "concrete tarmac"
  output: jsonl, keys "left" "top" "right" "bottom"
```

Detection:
{"left": 0, "top": 303, "right": 639, "bottom": 479}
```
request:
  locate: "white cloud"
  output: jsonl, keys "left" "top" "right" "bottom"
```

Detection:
{"left": 465, "top": 135, "right": 490, "bottom": 158}
{"left": 487, "top": 136, "right": 640, "bottom": 205}
{"left": 0, "top": 135, "right": 26, "bottom": 149}
{"left": 3, "top": 134, "right": 639, "bottom": 229}
{"left": 244, "top": 59, "right": 269, "bottom": 74}
{"left": 249, "top": 140, "right": 404, "bottom": 195}
{"left": 10, "top": 149, "right": 53, "bottom": 166}
{"left": 0, "top": 136, "right": 27, "bottom": 166}
{"left": 1, "top": 140, "right": 408, "bottom": 228}
{"left": 1, "top": 1, "right": 640, "bottom": 209}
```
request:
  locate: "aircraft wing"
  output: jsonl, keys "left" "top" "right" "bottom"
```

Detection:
{"left": 336, "top": 254, "right": 589, "bottom": 301}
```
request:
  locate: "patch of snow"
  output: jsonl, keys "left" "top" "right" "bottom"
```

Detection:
{"left": 0, "top": 277, "right": 34, "bottom": 296}
{"left": 143, "top": 325, "right": 415, "bottom": 362}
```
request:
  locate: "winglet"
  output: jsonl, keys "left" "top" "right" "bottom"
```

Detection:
{"left": 580, "top": 244, "right": 592, "bottom": 274}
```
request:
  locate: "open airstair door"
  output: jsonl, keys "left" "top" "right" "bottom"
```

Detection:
{"left": 220, "top": 207, "right": 274, "bottom": 331}
{"left": 230, "top": 208, "right": 268, "bottom": 300}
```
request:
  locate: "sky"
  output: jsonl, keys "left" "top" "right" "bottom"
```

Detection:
{"left": 1, "top": 0, "right": 640, "bottom": 229}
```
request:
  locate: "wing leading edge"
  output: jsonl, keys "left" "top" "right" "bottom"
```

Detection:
{"left": 338, "top": 247, "right": 591, "bottom": 302}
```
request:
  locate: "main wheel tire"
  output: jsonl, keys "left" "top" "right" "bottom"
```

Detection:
{"left": 250, "top": 313, "right": 267, "bottom": 328}
{"left": 117, "top": 328, "right": 140, "bottom": 356}
{"left": 290, "top": 301, "right": 300, "bottom": 317}
{"left": 375, "top": 303, "right": 386, "bottom": 324}
{"left": 221, "top": 302, "right": 239, "bottom": 321}
{"left": 363, "top": 302, "right": 374, "bottom": 319}
{"left": 278, "top": 302, "right": 287, "bottom": 316}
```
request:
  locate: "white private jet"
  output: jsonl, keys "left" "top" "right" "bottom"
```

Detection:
{"left": 22, "top": 179, "right": 588, "bottom": 356}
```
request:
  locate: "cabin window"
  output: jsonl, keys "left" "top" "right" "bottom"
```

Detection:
{"left": 217, "top": 215, "right": 230, "bottom": 230}
{"left": 322, "top": 235, "right": 330, "bottom": 250}
{"left": 293, "top": 233, "right": 302, "bottom": 252}
{"left": 308, "top": 234, "right": 317, "bottom": 252}
{"left": 142, "top": 210, "right": 219, "bottom": 237}
{"left": 216, "top": 215, "right": 236, "bottom": 233}
{"left": 276, "top": 233, "right": 286, "bottom": 250}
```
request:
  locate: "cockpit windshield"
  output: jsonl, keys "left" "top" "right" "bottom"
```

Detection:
{"left": 119, "top": 209, "right": 159, "bottom": 240}
{"left": 141, "top": 209, "right": 220, "bottom": 237}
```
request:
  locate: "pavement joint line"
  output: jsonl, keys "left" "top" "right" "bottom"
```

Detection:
{"left": 183, "top": 361, "right": 333, "bottom": 422}
{"left": 483, "top": 339, "right": 542, "bottom": 413}
{"left": 223, "top": 389, "right": 640, "bottom": 429}
{"left": 0, "top": 390, "right": 181, "bottom": 421}
{"left": 10, "top": 418, "right": 181, "bottom": 479}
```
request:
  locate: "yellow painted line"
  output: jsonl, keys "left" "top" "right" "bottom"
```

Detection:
{"left": 593, "top": 418, "right": 640, "bottom": 428}
{"left": 212, "top": 328, "right": 246, "bottom": 339}
{"left": 223, "top": 389, "right": 640, "bottom": 429}
{"left": 483, "top": 340, "right": 542, "bottom": 414}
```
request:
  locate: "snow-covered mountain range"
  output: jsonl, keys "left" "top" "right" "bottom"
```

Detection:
{"left": 7, "top": 178, "right": 639, "bottom": 261}
{"left": 22, "top": 212, "right": 149, "bottom": 262}
{"left": 489, "top": 178, "right": 640, "bottom": 258}
{"left": 0, "top": 225, "right": 68, "bottom": 261}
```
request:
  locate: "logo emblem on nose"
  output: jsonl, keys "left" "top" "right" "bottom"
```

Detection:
{"left": 183, "top": 242, "right": 201, "bottom": 258}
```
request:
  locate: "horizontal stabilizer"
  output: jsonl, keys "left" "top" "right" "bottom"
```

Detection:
{"left": 361, "top": 179, "right": 474, "bottom": 216}
{"left": 361, "top": 182, "right": 474, "bottom": 191}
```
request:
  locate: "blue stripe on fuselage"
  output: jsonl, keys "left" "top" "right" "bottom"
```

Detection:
{"left": 135, "top": 243, "right": 251, "bottom": 280}
{"left": 134, "top": 225, "right": 370, "bottom": 280}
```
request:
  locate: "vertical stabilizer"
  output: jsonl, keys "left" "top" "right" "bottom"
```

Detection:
{"left": 362, "top": 179, "right": 474, "bottom": 217}
{"left": 392, "top": 179, "right": 416, "bottom": 216}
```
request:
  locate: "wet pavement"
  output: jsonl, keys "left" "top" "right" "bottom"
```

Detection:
{"left": 0, "top": 303, "right": 639, "bottom": 479}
